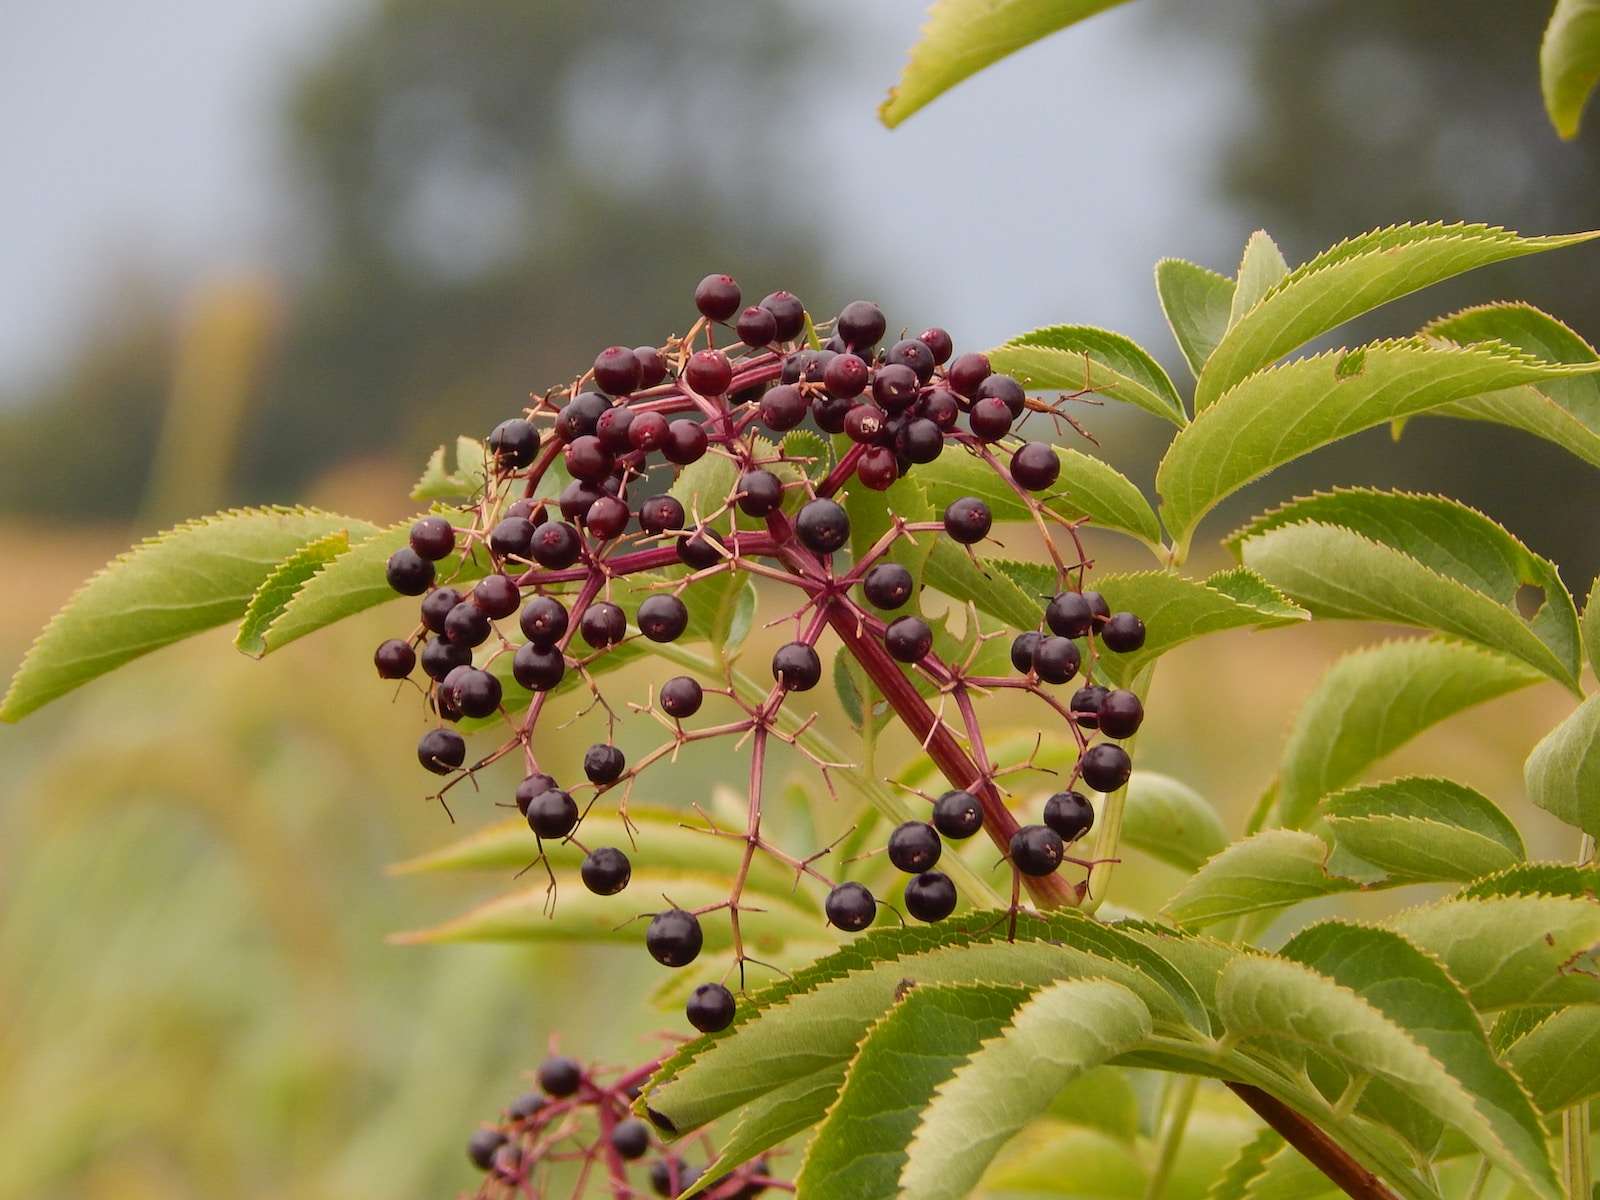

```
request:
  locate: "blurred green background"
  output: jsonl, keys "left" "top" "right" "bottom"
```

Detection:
{"left": 1, "top": 2, "right": 1597, "bottom": 1196}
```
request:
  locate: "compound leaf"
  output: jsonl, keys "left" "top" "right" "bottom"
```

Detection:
{"left": 990, "top": 323, "right": 1187, "bottom": 426}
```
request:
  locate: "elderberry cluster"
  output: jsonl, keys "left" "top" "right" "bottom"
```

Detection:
{"left": 373, "top": 271, "right": 1150, "bottom": 1046}
{"left": 464, "top": 1053, "right": 776, "bottom": 1199}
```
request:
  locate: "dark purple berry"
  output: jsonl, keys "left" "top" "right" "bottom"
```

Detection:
{"left": 942, "top": 497, "right": 992, "bottom": 545}
{"left": 946, "top": 352, "right": 991, "bottom": 398}
{"left": 932, "top": 789, "right": 983, "bottom": 838}
{"left": 968, "top": 396, "right": 1013, "bottom": 441}
{"left": 375, "top": 638, "right": 416, "bottom": 679}
{"left": 1043, "top": 790, "right": 1095, "bottom": 842}
{"left": 418, "top": 728, "right": 466, "bottom": 774}
{"left": 635, "top": 346, "right": 668, "bottom": 388}
{"left": 512, "top": 643, "right": 566, "bottom": 691}
{"left": 780, "top": 349, "right": 813, "bottom": 385}
{"left": 660, "top": 675, "right": 704, "bottom": 719}
{"left": 469, "top": 1129, "right": 507, "bottom": 1171}
{"left": 507, "top": 1090, "right": 546, "bottom": 1122}
{"left": 812, "top": 392, "right": 852, "bottom": 433}
{"left": 611, "top": 1118, "right": 651, "bottom": 1160}
{"left": 565, "top": 434, "right": 613, "bottom": 483}
{"left": 490, "top": 516, "right": 535, "bottom": 560}
{"left": 795, "top": 498, "right": 849, "bottom": 554}
{"left": 420, "top": 634, "right": 470, "bottom": 680}
{"left": 580, "top": 601, "right": 628, "bottom": 648}
{"left": 531, "top": 522, "right": 582, "bottom": 569}
{"left": 836, "top": 300, "right": 886, "bottom": 350}
{"left": 694, "top": 273, "right": 742, "bottom": 321}
{"left": 887, "top": 821, "right": 942, "bottom": 873}
{"left": 527, "top": 788, "right": 579, "bottom": 839}
{"left": 1046, "top": 592, "right": 1094, "bottom": 638}
{"left": 976, "top": 373, "right": 1027, "bottom": 418}
{"left": 1071, "top": 684, "right": 1108, "bottom": 729}
{"left": 662, "top": 420, "right": 709, "bottom": 465}
{"left": 630, "top": 410, "right": 669, "bottom": 451}
{"left": 646, "top": 909, "right": 703, "bottom": 967}
{"left": 386, "top": 547, "right": 434, "bottom": 596}
{"left": 489, "top": 418, "right": 539, "bottom": 468}
{"left": 759, "top": 384, "right": 808, "bottom": 432}
{"left": 586, "top": 495, "right": 631, "bottom": 540}
{"left": 639, "top": 494, "right": 687, "bottom": 536}
{"left": 771, "top": 642, "right": 822, "bottom": 691}
{"left": 1033, "top": 636, "right": 1081, "bottom": 685}
{"left": 887, "top": 338, "right": 935, "bottom": 383}
{"left": 472, "top": 573, "right": 521, "bottom": 619}
{"left": 922, "top": 388, "right": 960, "bottom": 429}
{"left": 455, "top": 668, "right": 502, "bottom": 719}
{"left": 638, "top": 595, "right": 689, "bottom": 643}
{"left": 1011, "top": 442, "right": 1060, "bottom": 491}
{"left": 735, "top": 305, "right": 777, "bottom": 347}
{"left": 437, "top": 664, "right": 472, "bottom": 721}
{"left": 759, "top": 290, "right": 806, "bottom": 341}
{"left": 844, "top": 402, "right": 888, "bottom": 445}
{"left": 677, "top": 527, "right": 725, "bottom": 570}
{"left": 1098, "top": 689, "right": 1144, "bottom": 739}
{"left": 737, "top": 469, "right": 784, "bottom": 517}
{"left": 1081, "top": 743, "right": 1133, "bottom": 793}
{"left": 409, "top": 515, "right": 455, "bottom": 560}
{"left": 904, "top": 871, "right": 957, "bottom": 922}
{"left": 594, "top": 346, "right": 643, "bottom": 397}
{"left": 918, "top": 327, "right": 953, "bottom": 365}
{"left": 885, "top": 615, "right": 932, "bottom": 663}
{"left": 538, "top": 1055, "right": 583, "bottom": 1097}
{"left": 582, "top": 846, "right": 632, "bottom": 896}
{"left": 595, "top": 405, "right": 635, "bottom": 453}
{"left": 857, "top": 445, "right": 899, "bottom": 490}
{"left": 896, "top": 417, "right": 943, "bottom": 465}
{"left": 560, "top": 479, "right": 604, "bottom": 524}
{"left": 872, "top": 363, "right": 920, "bottom": 413}
{"left": 556, "top": 392, "right": 610, "bottom": 441}
{"left": 823, "top": 353, "right": 870, "bottom": 399}
{"left": 1010, "top": 824, "right": 1064, "bottom": 875}
{"left": 685, "top": 349, "right": 734, "bottom": 397}
{"left": 584, "top": 743, "right": 626, "bottom": 785}
{"left": 515, "top": 773, "right": 558, "bottom": 816}
{"left": 421, "top": 586, "right": 461, "bottom": 633}
{"left": 862, "top": 562, "right": 914, "bottom": 609}
{"left": 825, "top": 881, "right": 876, "bottom": 932}
{"left": 686, "top": 982, "right": 736, "bottom": 1033}
{"left": 1101, "top": 612, "right": 1146, "bottom": 653}
{"left": 1010, "top": 631, "right": 1041, "bottom": 674}
{"left": 444, "top": 600, "right": 492, "bottom": 648}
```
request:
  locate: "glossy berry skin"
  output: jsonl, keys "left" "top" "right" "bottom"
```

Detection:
{"left": 556, "top": 393, "right": 610, "bottom": 441}
{"left": 646, "top": 909, "right": 704, "bottom": 967}
{"left": 823, "top": 353, "right": 869, "bottom": 399}
{"left": 639, "top": 494, "right": 687, "bottom": 535}
{"left": 637, "top": 594, "right": 689, "bottom": 642}
{"left": 694, "top": 273, "right": 741, "bottom": 321}
{"left": 872, "top": 363, "right": 921, "bottom": 413}
{"left": 812, "top": 392, "right": 852, "bottom": 433}
{"left": 527, "top": 788, "right": 579, "bottom": 839}
{"left": 1033, "top": 636, "right": 1081, "bottom": 685}
{"left": 1101, "top": 612, "right": 1147, "bottom": 652}
{"left": 976, "top": 373, "right": 1027, "bottom": 418}
{"left": 538, "top": 1055, "right": 583, "bottom": 1097}
{"left": 420, "top": 586, "right": 461, "bottom": 633}
{"left": 825, "top": 881, "right": 877, "bottom": 932}
{"left": 795, "top": 498, "right": 850, "bottom": 554}
{"left": 1010, "top": 824, "right": 1065, "bottom": 876}
{"left": 472, "top": 574, "right": 521, "bottom": 619}
{"left": 444, "top": 601, "right": 492, "bottom": 648}
{"left": 1010, "top": 442, "right": 1060, "bottom": 491}
{"left": 662, "top": 420, "right": 709, "bottom": 465}
{"left": 559, "top": 479, "right": 603, "bottom": 523}
{"left": 515, "top": 772, "right": 558, "bottom": 816}
{"left": 836, "top": 300, "right": 886, "bottom": 350}
{"left": 1010, "top": 631, "right": 1041, "bottom": 674}
{"left": 660, "top": 675, "right": 703, "bottom": 718}
{"left": 629, "top": 410, "right": 669, "bottom": 451}
{"left": 410, "top": 515, "right": 455, "bottom": 560}
{"left": 469, "top": 1129, "right": 508, "bottom": 1171}
{"left": 1046, "top": 591, "right": 1094, "bottom": 638}
{"left": 580, "top": 601, "right": 628, "bottom": 648}
{"left": 737, "top": 469, "right": 784, "bottom": 517}
{"left": 843, "top": 402, "right": 887, "bottom": 445}
{"left": 922, "top": 388, "right": 960, "bottom": 430}
{"left": 420, "top": 635, "right": 470, "bottom": 680}
{"left": 581, "top": 846, "right": 632, "bottom": 895}
{"left": 759, "top": 290, "right": 806, "bottom": 341}
{"left": 512, "top": 643, "right": 565, "bottom": 691}
{"left": 437, "top": 665, "right": 472, "bottom": 721}
{"left": 586, "top": 495, "right": 630, "bottom": 540}
{"left": 677, "top": 527, "right": 725, "bottom": 570}
{"left": 897, "top": 417, "right": 944, "bottom": 464}
{"left": 488, "top": 418, "right": 539, "bottom": 468}
{"left": 771, "top": 642, "right": 822, "bottom": 691}
{"left": 885, "top": 615, "right": 933, "bottom": 663}
{"left": 887, "top": 820, "right": 942, "bottom": 873}
{"left": 685, "top": 349, "right": 733, "bottom": 397}
{"left": 611, "top": 1117, "right": 652, "bottom": 1160}
{"left": 905, "top": 871, "right": 958, "bottom": 922}
{"left": 1081, "top": 743, "right": 1133, "bottom": 793}
{"left": 758, "top": 384, "right": 808, "bottom": 432}
{"left": 489, "top": 516, "right": 535, "bottom": 560}
{"left": 374, "top": 639, "right": 416, "bottom": 679}
{"left": 593, "top": 346, "right": 642, "bottom": 396}
{"left": 968, "top": 396, "right": 1013, "bottom": 441}
{"left": 1098, "top": 689, "right": 1144, "bottom": 739}
{"left": 1070, "top": 684, "right": 1108, "bottom": 729}
{"left": 1043, "top": 790, "right": 1095, "bottom": 842}
{"left": 584, "top": 743, "right": 626, "bottom": 785}
{"left": 418, "top": 728, "right": 466, "bottom": 774}
{"left": 564, "top": 434, "right": 612, "bottom": 482}
{"left": 455, "top": 668, "right": 503, "bottom": 719}
{"left": 735, "top": 305, "right": 777, "bottom": 347}
{"left": 918, "top": 327, "right": 954, "bottom": 364}
{"left": 634, "top": 345, "right": 668, "bottom": 388}
{"left": 946, "top": 352, "right": 991, "bottom": 398}
{"left": 857, "top": 445, "right": 899, "bottom": 490}
{"left": 862, "top": 562, "right": 914, "bottom": 609}
{"left": 386, "top": 547, "right": 434, "bottom": 595}
{"left": 887, "top": 338, "right": 935, "bottom": 383}
{"left": 531, "top": 522, "right": 582, "bottom": 569}
{"left": 686, "top": 982, "right": 736, "bottom": 1033}
{"left": 942, "top": 496, "right": 992, "bottom": 544}
{"left": 932, "top": 789, "right": 984, "bottom": 839}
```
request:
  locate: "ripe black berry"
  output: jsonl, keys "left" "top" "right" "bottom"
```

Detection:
{"left": 594, "top": 345, "right": 643, "bottom": 397}
{"left": 885, "top": 615, "right": 932, "bottom": 663}
{"left": 918, "top": 327, "right": 954, "bottom": 365}
{"left": 660, "top": 675, "right": 704, "bottom": 718}
{"left": 508, "top": 1090, "right": 547, "bottom": 1121}
{"left": 560, "top": 479, "right": 603, "bottom": 523}
{"left": 581, "top": 846, "right": 632, "bottom": 895}
{"left": 795, "top": 498, "right": 850, "bottom": 554}
{"left": 515, "top": 772, "right": 558, "bottom": 816}
{"left": 759, "top": 290, "right": 805, "bottom": 340}
{"left": 968, "top": 396, "right": 1013, "bottom": 441}
{"left": 489, "top": 418, "right": 539, "bottom": 468}
{"left": 836, "top": 300, "right": 886, "bottom": 350}
{"left": 662, "top": 420, "right": 709, "bottom": 465}
{"left": 932, "top": 789, "right": 983, "bottom": 838}
{"left": 862, "top": 562, "right": 914, "bottom": 609}
{"left": 472, "top": 573, "right": 521, "bottom": 619}
{"left": 516, "top": 598, "right": 567, "bottom": 650}
{"left": 942, "top": 496, "right": 992, "bottom": 544}
{"left": 736, "top": 305, "right": 777, "bottom": 347}
{"left": 1010, "top": 631, "right": 1041, "bottom": 674}
{"left": 639, "top": 494, "right": 687, "bottom": 536}
{"left": 887, "top": 338, "right": 935, "bottom": 383}
{"left": 823, "top": 353, "right": 869, "bottom": 399}
{"left": 677, "top": 527, "right": 726, "bottom": 570}
{"left": 565, "top": 434, "right": 613, "bottom": 483}
{"left": 812, "top": 392, "right": 852, "bottom": 433}
{"left": 595, "top": 404, "right": 636, "bottom": 454}
{"left": 1032, "top": 636, "right": 1081, "bottom": 685}
{"left": 976, "top": 373, "right": 1026, "bottom": 418}
{"left": 1043, "top": 789, "right": 1095, "bottom": 843}
{"left": 1081, "top": 743, "right": 1133, "bottom": 793}
{"left": 418, "top": 728, "right": 466, "bottom": 774}
{"left": 630, "top": 410, "right": 669, "bottom": 451}
{"left": 469, "top": 1129, "right": 507, "bottom": 1171}
{"left": 825, "top": 881, "right": 877, "bottom": 932}
{"left": 771, "top": 642, "right": 821, "bottom": 691}
{"left": 586, "top": 495, "right": 631, "bottom": 540}
{"left": 1010, "top": 824, "right": 1064, "bottom": 876}
{"left": 759, "top": 384, "right": 808, "bottom": 432}
{"left": 489, "top": 516, "right": 535, "bottom": 560}
{"left": 922, "top": 388, "right": 960, "bottom": 429}
{"left": 557, "top": 392, "right": 611, "bottom": 440}
{"left": 1071, "top": 684, "right": 1108, "bottom": 729}
{"left": 444, "top": 601, "right": 492, "bottom": 648}
{"left": 904, "top": 871, "right": 958, "bottom": 922}
{"left": 843, "top": 402, "right": 887, "bottom": 445}
{"left": 872, "top": 363, "right": 921, "bottom": 413}
{"left": 538, "top": 1055, "right": 583, "bottom": 1097}
{"left": 531, "top": 522, "right": 582, "bottom": 569}
{"left": 612, "top": 1118, "right": 652, "bottom": 1160}
{"left": 857, "top": 445, "right": 899, "bottom": 490}
{"left": 1046, "top": 591, "right": 1093, "bottom": 638}
{"left": 437, "top": 664, "right": 471, "bottom": 721}
{"left": 1011, "top": 442, "right": 1060, "bottom": 491}
{"left": 686, "top": 982, "right": 736, "bottom": 1033}
{"left": 1101, "top": 612, "right": 1147, "bottom": 653}
{"left": 409, "top": 515, "right": 455, "bottom": 560}
{"left": 685, "top": 349, "right": 733, "bottom": 397}
{"left": 455, "top": 668, "right": 503, "bottom": 719}
{"left": 584, "top": 743, "right": 626, "bottom": 785}
{"left": 375, "top": 638, "right": 416, "bottom": 679}
{"left": 887, "top": 820, "right": 942, "bottom": 873}
{"left": 897, "top": 417, "right": 944, "bottom": 465}
{"left": 694, "top": 273, "right": 741, "bottom": 321}
{"left": 420, "top": 586, "right": 461, "bottom": 634}
{"left": 1098, "top": 689, "right": 1144, "bottom": 739}
{"left": 737, "top": 469, "right": 784, "bottom": 517}
{"left": 947, "top": 352, "right": 991, "bottom": 397}
{"left": 527, "top": 788, "right": 579, "bottom": 839}
{"left": 386, "top": 547, "right": 434, "bottom": 596}
{"left": 580, "top": 601, "right": 628, "bottom": 648}
{"left": 637, "top": 594, "right": 689, "bottom": 642}
{"left": 420, "top": 635, "right": 470, "bottom": 680}
{"left": 512, "top": 643, "right": 566, "bottom": 691}
{"left": 631, "top": 345, "right": 667, "bottom": 388}
{"left": 646, "top": 909, "right": 704, "bottom": 967}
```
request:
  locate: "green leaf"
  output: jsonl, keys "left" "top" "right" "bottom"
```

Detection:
{"left": 899, "top": 979, "right": 1152, "bottom": 1200}
{"left": 1207, "top": 1129, "right": 1284, "bottom": 1200}
{"left": 1158, "top": 338, "right": 1600, "bottom": 552}
{"left": 1525, "top": 695, "right": 1600, "bottom": 839}
{"left": 794, "top": 983, "right": 1032, "bottom": 1200}
{"left": 1543, "top": 0, "right": 1600, "bottom": 137}
{"left": 1277, "top": 638, "right": 1542, "bottom": 828}
{"left": 990, "top": 324, "right": 1187, "bottom": 426}
{"left": 1321, "top": 777, "right": 1524, "bottom": 882}
{"left": 1228, "top": 231, "right": 1291, "bottom": 328}
{"left": 1156, "top": 258, "right": 1236, "bottom": 380}
{"left": 916, "top": 441, "right": 1164, "bottom": 552}
{"left": 1162, "top": 830, "right": 1357, "bottom": 928}
{"left": 1, "top": 507, "right": 369, "bottom": 722}
{"left": 1585, "top": 575, "right": 1600, "bottom": 678}
{"left": 1121, "top": 772, "right": 1230, "bottom": 871}
{"left": 878, "top": 0, "right": 1133, "bottom": 127}
{"left": 977, "top": 1119, "right": 1149, "bottom": 1197}
{"left": 1233, "top": 489, "right": 1583, "bottom": 690}
{"left": 1504, "top": 1005, "right": 1600, "bottom": 1112}
{"left": 1413, "top": 302, "right": 1600, "bottom": 468}
{"left": 1044, "top": 1065, "right": 1142, "bottom": 1143}
{"left": 1458, "top": 862, "right": 1600, "bottom": 899}
{"left": 411, "top": 434, "right": 490, "bottom": 501}
{"left": 1192, "top": 223, "right": 1600, "bottom": 412}
{"left": 1279, "top": 921, "right": 1559, "bottom": 1198}
{"left": 681, "top": 1065, "right": 852, "bottom": 1199}
{"left": 234, "top": 526, "right": 375, "bottom": 656}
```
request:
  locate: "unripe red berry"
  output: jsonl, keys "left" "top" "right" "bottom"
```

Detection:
{"left": 694, "top": 273, "right": 741, "bottom": 321}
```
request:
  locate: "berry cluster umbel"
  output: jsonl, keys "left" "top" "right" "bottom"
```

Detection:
{"left": 465, "top": 1052, "right": 776, "bottom": 1199}
{"left": 377, "top": 273, "right": 1149, "bottom": 1052}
